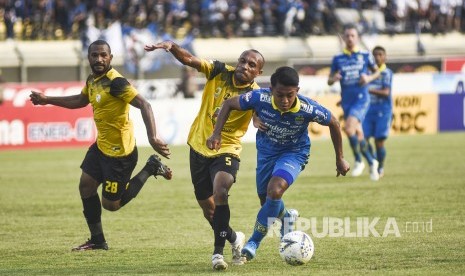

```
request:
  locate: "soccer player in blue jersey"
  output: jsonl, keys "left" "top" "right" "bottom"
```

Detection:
{"left": 207, "top": 66, "right": 350, "bottom": 261}
{"left": 328, "top": 24, "right": 381, "bottom": 181}
{"left": 362, "top": 46, "right": 393, "bottom": 178}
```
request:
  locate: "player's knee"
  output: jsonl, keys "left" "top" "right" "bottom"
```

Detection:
{"left": 343, "top": 124, "right": 355, "bottom": 136}
{"left": 79, "top": 183, "right": 97, "bottom": 198}
{"left": 213, "top": 190, "right": 229, "bottom": 204}
{"left": 102, "top": 200, "right": 121, "bottom": 212}
{"left": 267, "top": 186, "right": 284, "bottom": 200}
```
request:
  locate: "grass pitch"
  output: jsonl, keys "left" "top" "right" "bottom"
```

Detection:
{"left": 0, "top": 132, "right": 464, "bottom": 275}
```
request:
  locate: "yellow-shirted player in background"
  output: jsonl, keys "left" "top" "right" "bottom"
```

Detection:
{"left": 145, "top": 41, "right": 264, "bottom": 270}
{"left": 29, "top": 40, "right": 172, "bottom": 251}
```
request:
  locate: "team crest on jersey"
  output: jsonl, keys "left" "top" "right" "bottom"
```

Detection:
{"left": 242, "top": 92, "right": 252, "bottom": 102}
{"left": 295, "top": 115, "right": 304, "bottom": 125}
{"left": 357, "top": 54, "right": 363, "bottom": 63}
{"left": 96, "top": 94, "right": 101, "bottom": 103}
{"left": 214, "top": 87, "right": 222, "bottom": 98}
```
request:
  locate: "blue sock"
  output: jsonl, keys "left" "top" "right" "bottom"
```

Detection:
{"left": 377, "top": 146, "right": 386, "bottom": 169}
{"left": 368, "top": 143, "right": 376, "bottom": 159}
{"left": 348, "top": 135, "right": 361, "bottom": 162}
{"left": 250, "top": 198, "right": 282, "bottom": 245}
{"left": 360, "top": 139, "right": 374, "bottom": 165}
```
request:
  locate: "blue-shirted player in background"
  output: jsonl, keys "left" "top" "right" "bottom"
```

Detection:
{"left": 207, "top": 66, "right": 350, "bottom": 261}
{"left": 363, "top": 46, "right": 393, "bottom": 178}
{"left": 328, "top": 24, "right": 381, "bottom": 181}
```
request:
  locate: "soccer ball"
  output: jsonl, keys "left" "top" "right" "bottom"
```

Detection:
{"left": 279, "top": 231, "right": 314, "bottom": 266}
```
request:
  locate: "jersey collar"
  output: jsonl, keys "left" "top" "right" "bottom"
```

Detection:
{"left": 93, "top": 66, "right": 113, "bottom": 82}
{"left": 272, "top": 96, "right": 301, "bottom": 114}
{"left": 232, "top": 75, "right": 253, "bottom": 89}
{"left": 378, "top": 63, "right": 386, "bottom": 72}
{"left": 343, "top": 47, "right": 360, "bottom": 55}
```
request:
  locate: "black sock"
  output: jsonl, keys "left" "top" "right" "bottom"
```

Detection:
{"left": 226, "top": 227, "right": 236, "bottom": 243}
{"left": 213, "top": 205, "right": 232, "bottom": 255}
{"left": 208, "top": 209, "right": 235, "bottom": 243}
{"left": 82, "top": 194, "right": 105, "bottom": 243}
{"left": 120, "top": 170, "right": 149, "bottom": 207}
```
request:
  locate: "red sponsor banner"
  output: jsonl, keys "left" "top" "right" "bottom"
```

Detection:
{"left": 442, "top": 57, "right": 465, "bottom": 73}
{"left": 0, "top": 82, "right": 95, "bottom": 150}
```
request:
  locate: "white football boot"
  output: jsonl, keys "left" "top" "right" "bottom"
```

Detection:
{"left": 370, "top": 160, "right": 380, "bottom": 181}
{"left": 231, "top": 231, "right": 246, "bottom": 265}
{"left": 212, "top": 254, "right": 228, "bottom": 270}
{"left": 351, "top": 161, "right": 365, "bottom": 177}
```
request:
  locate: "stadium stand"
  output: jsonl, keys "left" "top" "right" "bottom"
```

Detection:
{"left": 1, "top": 0, "right": 465, "bottom": 82}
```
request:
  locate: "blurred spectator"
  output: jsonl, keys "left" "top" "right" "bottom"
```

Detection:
{"left": 1, "top": 0, "right": 16, "bottom": 40}
{"left": 1, "top": 0, "right": 464, "bottom": 41}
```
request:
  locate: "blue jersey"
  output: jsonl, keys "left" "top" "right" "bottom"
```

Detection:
{"left": 330, "top": 49, "right": 376, "bottom": 105}
{"left": 238, "top": 88, "right": 332, "bottom": 154}
{"left": 367, "top": 66, "right": 393, "bottom": 114}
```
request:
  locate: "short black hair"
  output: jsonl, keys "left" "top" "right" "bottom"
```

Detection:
{"left": 372, "top": 45, "right": 386, "bottom": 54}
{"left": 88, "top": 40, "right": 111, "bottom": 54}
{"left": 270, "top": 66, "right": 299, "bottom": 87}
{"left": 343, "top": 23, "right": 359, "bottom": 34}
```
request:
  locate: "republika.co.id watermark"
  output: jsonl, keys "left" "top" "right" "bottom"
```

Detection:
{"left": 268, "top": 217, "right": 433, "bottom": 238}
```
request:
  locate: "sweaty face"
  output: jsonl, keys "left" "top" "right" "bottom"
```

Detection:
{"left": 233, "top": 51, "right": 263, "bottom": 86}
{"left": 271, "top": 82, "right": 299, "bottom": 112}
{"left": 343, "top": 28, "right": 358, "bottom": 50}
{"left": 88, "top": 44, "right": 113, "bottom": 76}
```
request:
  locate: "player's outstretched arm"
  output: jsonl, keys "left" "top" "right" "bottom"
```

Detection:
{"left": 144, "top": 40, "right": 202, "bottom": 71}
{"left": 29, "top": 91, "right": 89, "bottom": 109}
{"left": 130, "top": 94, "right": 171, "bottom": 159}
{"left": 206, "top": 97, "right": 242, "bottom": 151}
{"left": 327, "top": 113, "right": 350, "bottom": 177}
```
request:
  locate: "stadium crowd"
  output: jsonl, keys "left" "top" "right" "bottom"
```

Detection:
{"left": 1, "top": 0, "right": 464, "bottom": 41}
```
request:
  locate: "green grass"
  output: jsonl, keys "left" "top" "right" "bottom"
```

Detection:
{"left": 1, "top": 132, "right": 464, "bottom": 275}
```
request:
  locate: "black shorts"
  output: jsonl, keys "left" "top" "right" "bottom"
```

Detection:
{"left": 190, "top": 148, "right": 240, "bottom": 200}
{"left": 80, "top": 143, "right": 138, "bottom": 201}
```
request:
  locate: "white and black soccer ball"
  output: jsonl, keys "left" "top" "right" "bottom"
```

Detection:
{"left": 279, "top": 231, "right": 314, "bottom": 266}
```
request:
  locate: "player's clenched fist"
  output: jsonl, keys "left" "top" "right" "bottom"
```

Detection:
{"left": 206, "top": 134, "right": 221, "bottom": 151}
{"left": 30, "top": 91, "right": 47, "bottom": 105}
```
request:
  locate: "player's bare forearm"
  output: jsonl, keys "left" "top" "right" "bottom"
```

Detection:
{"left": 131, "top": 95, "right": 170, "bottom": 158}
{"left": 30, "top": 91, "right": 89, "bottom": 109}
{"left": 207, "top": 97, "right": 242, "bottom": 150}
{"left": 369, "top": 87, "right": 390, "bottom": 97}
{"left": 144, "top": 41, "right": 201, "bottom": 70}
{"left": 328, "top": 114, "right": 344, "bottom": 160}
{"left": 328, "top": 114, "right": 350, "bottom": 176}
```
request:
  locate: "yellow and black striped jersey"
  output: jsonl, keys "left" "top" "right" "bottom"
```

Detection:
{"left": 187, "top": 59, "right": 259, "bottom": 158}
{"left": 82, "top": 67, "right": 138, "bottom": 157}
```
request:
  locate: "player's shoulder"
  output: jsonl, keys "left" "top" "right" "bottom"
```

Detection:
{"left": 105, "top": 67, "right": 125, "bottom": 80}
{"left": 384, "top": 67, "right": 393, "bottom": 74}
{"left": 359, "top": 49, "right": 371, "bottom": 55}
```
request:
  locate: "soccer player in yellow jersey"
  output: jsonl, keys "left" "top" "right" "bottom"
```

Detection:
{"left": 145, "top": 41, "right": 264, "bottom": 270}
{"left": 29, "top": 40, "right": 173, "bottom": 251}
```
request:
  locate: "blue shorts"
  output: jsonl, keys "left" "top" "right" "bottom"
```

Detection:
{"left": 256, "top": 150, "right": 309, "bottom": 197}
{"left": 363, "top": 110, "right": 392, "bottom": 140}
{"left": 341, "top": 96, "right": 370, "bottom": 123}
